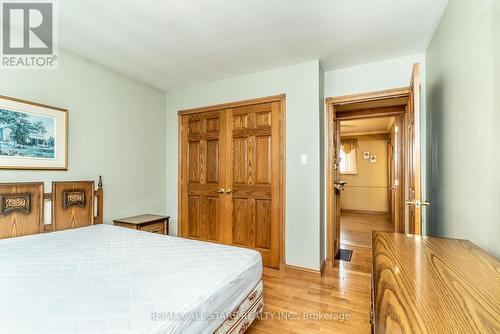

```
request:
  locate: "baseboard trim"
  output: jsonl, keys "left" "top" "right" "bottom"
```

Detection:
{"left": 284, "top": 263, "right": 322, "bottom": 276}
{"left": 341, "top": 209, "right": 389, "bottom": 216}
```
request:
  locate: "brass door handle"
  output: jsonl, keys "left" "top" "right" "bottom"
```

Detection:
{"left": 225, "top": 189, "right": 233, "bottom": 194}
{"left": 215, "top": 188, "right": 225, "bottom": 194}
{"left": 405, "top": 200, "right": 430, "bottom": 208}
{"left": 333, "top": 181, "right": 347, "bottom": 191}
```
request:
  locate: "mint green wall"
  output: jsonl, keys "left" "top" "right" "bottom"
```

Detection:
{"left": 166, "top": 60, "right": 323, "bottom": 270}
{"left": 426, "top": 0, "right": 500, "bottom": 257}
{"left": 0, "top": 49, "right": 167, "bottom": 223}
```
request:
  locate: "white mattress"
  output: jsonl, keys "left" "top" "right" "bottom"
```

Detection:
{"left": 0, "top": 224, "right": 262, "bottom": 334}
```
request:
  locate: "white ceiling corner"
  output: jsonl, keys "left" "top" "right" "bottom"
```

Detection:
{"left": 55, "top": 0, "right": 448, "bottom": 92}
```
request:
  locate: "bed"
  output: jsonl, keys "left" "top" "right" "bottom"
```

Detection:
{"left": 0, "top": 179, "right": 263, "bottom": 334}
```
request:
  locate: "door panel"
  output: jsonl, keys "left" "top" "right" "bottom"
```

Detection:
{"left": 232, "top": 198, "right": 249, "bottom": 245}
{"left": 255, "top": 199, "right": 271, "bottom": 249}
{"left": 255, "top": 136, "right": 271, "bottom": 184}
{"left": 182, "top": 111, "right": 226, "bottom": 242}
{"left": 205, "top": 140, "right": 219, "bottom": 183}
{"left": 188, "top": 196, "right": 200, "bottom": 238}
{"left": 207, "top": 197, "right": 219, "bottom": 240}
{"left": 233, "top": 138, "right": 248, "bottom": 184}
{"left": 229, "top": 102, "right": 280, "bottom": 268}
{"left": 188, "top": 142, "right": 200, "bottom": 182}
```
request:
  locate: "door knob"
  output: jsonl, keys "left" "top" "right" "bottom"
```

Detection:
{"left": 405, "top": 200, "right": 430, "bottom": 208}
{"left": 333, "top": 181, "right": 347, "bottom": 191}
{"left": 215, "top": 188, "right": 225, "bottom": 194}
{"left": 225, "top": 189, "right": 233, "bottom": 194}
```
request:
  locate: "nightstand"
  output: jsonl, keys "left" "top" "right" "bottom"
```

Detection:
{"left": 113, "top": 214, "right": 170, "bottom": 235}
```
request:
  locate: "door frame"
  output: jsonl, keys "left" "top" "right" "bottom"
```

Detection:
{"left": 177, "top": 94, "right": 287, "bottom": 268}
{"left": 326, "top": 87, "right": 410, "bottom": 263}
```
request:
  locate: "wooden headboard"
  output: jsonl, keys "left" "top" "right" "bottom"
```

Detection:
{"left": 0, "top": 177, "right": 103, "bottom": 239}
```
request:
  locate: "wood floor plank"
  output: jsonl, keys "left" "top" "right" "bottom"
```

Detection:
{"left": 341, "top": 211, "right": 393, "bottom": 247}
{"left": 248, "top": 213, "right": 393, "bottom": 333}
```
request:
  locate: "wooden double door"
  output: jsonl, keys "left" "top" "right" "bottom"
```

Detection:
{"left": 179, "top": 98, "right": 283, "bottom": 268}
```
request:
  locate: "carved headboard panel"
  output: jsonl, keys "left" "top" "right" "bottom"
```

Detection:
{"left": 0, "top": 183, "right": 44, "bottom": 239}
{"left": 0, "top": 177, "right": 103, "bottom": 238}
{"left": 52, "top": 181, "right": 95, "bottom": 231}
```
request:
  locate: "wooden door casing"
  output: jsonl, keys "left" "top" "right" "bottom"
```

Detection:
{"left": 180, "top": 110, "right": 227, "bottom": 242}
{"left": 230, "top": 102, "right": 280, "bottom": 268}
{"left": 326, "top": 86, "right": 414, "bottom": 263}
{"left": 327, "top": 101, "right": 342, "bottom": 261}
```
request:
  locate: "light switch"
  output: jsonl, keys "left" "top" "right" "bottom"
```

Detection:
{"left": 300, "top": 154, "right": 308, "bottom": 165}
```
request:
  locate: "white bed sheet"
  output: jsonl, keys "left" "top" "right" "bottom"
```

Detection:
{"left": 0, "top": 224, "right": 262, "bottom": 334}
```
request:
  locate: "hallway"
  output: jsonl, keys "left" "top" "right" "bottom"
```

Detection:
{"left": 340, "top": 212, "right": 394, "bottom": 248}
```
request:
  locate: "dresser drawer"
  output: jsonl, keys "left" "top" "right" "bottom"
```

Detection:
{"left": 139, "top": 221, "right": 165, "bottom": 234}
{"left": 114, "top": 215, "right": 169, "bottom": 235}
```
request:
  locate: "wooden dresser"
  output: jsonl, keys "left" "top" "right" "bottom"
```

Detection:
{"left": 113, "top": 214, "right": 169, "bottom": 235}
{"left": 371, "top": 232, "right": 500, "bottom": 334}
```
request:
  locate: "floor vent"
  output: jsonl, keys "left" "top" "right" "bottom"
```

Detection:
{"left": 335, "top": 249, "right": 353, "bottom": 262}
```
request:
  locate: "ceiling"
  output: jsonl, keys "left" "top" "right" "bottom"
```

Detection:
{"left": 53, "top": 0, "right": 447, "bottom": 91}
{"left": 341, "top": 117, "right": 394, "bottom": 136}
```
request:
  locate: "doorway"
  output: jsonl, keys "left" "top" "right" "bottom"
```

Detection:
{"left": 339, "top": 117, "right": 397, "bottom": 248}
{"left": 326, "top": 63, "right": 425, "bottom": 263}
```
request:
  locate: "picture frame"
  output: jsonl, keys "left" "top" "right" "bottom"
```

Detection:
{"left": 369, "top": 155, "right": 377, "bottom": 163}
{"left": 0, "top": 95, "right": 68, "bottom": 170}
{"left": 362, "top": 151, "right": 370, "bottom": 160}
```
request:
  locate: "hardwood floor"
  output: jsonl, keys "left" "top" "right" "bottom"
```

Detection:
{"left": 248, "top": 213, "right": 394, "bottom": 333}
{"left": 340, "top": 212, "right": 394, "bottom": 247}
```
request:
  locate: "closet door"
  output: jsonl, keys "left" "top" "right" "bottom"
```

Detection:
{"left": 180, "top": 110, "right": 227, "bottom": 242}
{"left": 229, "top": 102, "right": 280, "bottom": 268}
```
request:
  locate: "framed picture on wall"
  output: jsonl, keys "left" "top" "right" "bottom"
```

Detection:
{"left": 0, "top": 95, "right": 68, "bottom": 170}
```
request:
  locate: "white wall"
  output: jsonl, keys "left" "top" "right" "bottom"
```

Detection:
{"left": 0, "top": 49, "right": 167, "bottom": 223}
{"left": 166, "top": 60, "right": 323, "bottom": 270}
{"left": 324, "top": 53, "right": 428, "bottom": 235}
{"left": 426, "top": 0, "right": 500, "bottom": 257}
